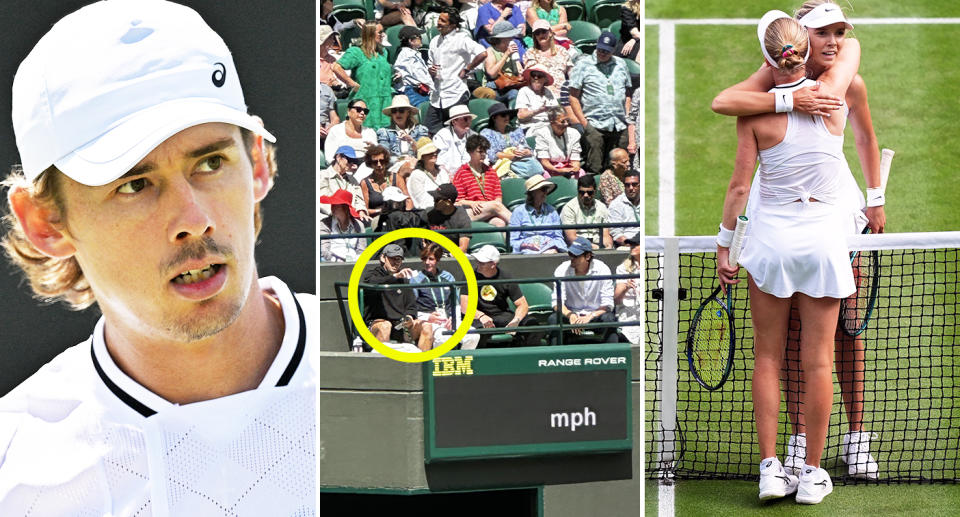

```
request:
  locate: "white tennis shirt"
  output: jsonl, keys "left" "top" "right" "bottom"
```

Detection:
{"left": 0, "top": 277, "right": 316, "bottom": 516}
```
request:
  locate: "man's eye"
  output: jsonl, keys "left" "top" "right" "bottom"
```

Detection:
{"left": 200, "top": 155, "right": 223, "bottom": 172}
{"left": 117, "top": 178, "right": 148, "bottom": 194}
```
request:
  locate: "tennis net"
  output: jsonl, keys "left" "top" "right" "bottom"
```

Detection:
{"left": 645, "top": 231, "right": 959, "bottom": 484}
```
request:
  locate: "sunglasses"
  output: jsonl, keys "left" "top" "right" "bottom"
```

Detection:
{"left": 624, "top": 182, "right": 640, "bottom": 188}
{"left": 530, "top": 72, "right": 547, "bottom": 79}
{"left": 369, "top": 158, "right": 387, "bottom": 165}
{"left": 578, "top": 189, "right": 595, "bottom": 196}
{"left": 351, "top": 106, "right": 370, "bottom": 115}
{"left": 391, "top": 108, "right": 409, "bottom": 114}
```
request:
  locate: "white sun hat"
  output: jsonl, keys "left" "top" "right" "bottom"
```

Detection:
{"left": 12, "top": 0, "right": 275, "bottom": 186}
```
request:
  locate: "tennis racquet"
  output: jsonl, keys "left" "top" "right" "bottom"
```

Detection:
{"left": 839, "top": 148, "right": 892, "bottom": 336}
{"left": 686, "top": 216, "right": 748, "bottom": 390}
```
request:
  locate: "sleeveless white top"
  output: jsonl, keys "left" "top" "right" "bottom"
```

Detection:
{"left": 756, "top": 78, "right": 847, "bottom": 206}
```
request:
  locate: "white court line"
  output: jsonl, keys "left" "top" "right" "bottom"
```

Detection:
{"left": 659, "top": 481, "right": 675, "bottom": 517}
{"left": 657, "top": 22, "right": 676, "bottom": 237}
{"left": 647, "top": 17, "right": 960, "bottom": 25}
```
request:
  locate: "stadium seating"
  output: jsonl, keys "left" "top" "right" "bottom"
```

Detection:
{"left": 467, "top": 221, "right": 509, "bottom": 253}
{"left": 385, "top": 24, "right": 405, "bottom": 63}
{"left": 519, "top": 282, "right": 555, "bottom": 316}
{"left": 546, "top": 176, "right": 577, "bottom": 209}
{"left": 331, "top": 0, "right": 367, "bottom": 24}
{"left": 501, "top": 177, "right": 529, "bottom": 210}
{"left": 567, "top": 20, "right": 602, "bottom": 54}
{"left": 558, "top": 0, "right": 586, "bottom": 22}
{"left": 608, "top": 20, "right": 621, "bottom": 38}
{"left": 468, "top": 98, "right": 498, "bottom": 131}
{"left": 335, "top": 98, "right": 350, "bottom": 121}
{"left": 585, "top": 0, "right": 621, "bottom": 29}
{"left": 418, "top": 101, "right": 431, "bottom": 126}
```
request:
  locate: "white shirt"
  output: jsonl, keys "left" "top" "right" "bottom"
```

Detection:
{"left": 407, "top": 167, "right": 451, "bottom": 209}
{"left": 551, "top": 259, "right": 614, "bottom": 312}
{"left": 433, "top": 126, "right": 476, "bottom": 177}
{"left": 0, "top": 277, "right": 316, "bottom": 516}
{"left": 317, "top": 165, "right": 366, "bottom": 217}
{"left": 324, "top": 121, "right": 377, "bottom": 163}
{"left": 515, "top": 86, "right": 559, "bottom": 133}
{"left": 395, "top": 47, "right": 433, "bottom": 89}
{"left": 427, "top": 29, "right": 486, "bottom": 108}
{"left": 532, "top": 124, "right": 581, "bottom": 162}
{"left": 607, "top": 193, "right": 642, "bottom": 241}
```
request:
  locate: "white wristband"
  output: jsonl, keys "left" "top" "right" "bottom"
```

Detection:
{"left": 775, "top": 91, "right": 793, "bottom": 113}
{"left": 716, "top": 224, "right": 734, "bottom": 248}
{"left": 866, "top": 187, "right": 885, "bottom": 207}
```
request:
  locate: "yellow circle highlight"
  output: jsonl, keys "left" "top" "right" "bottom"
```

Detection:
{"left": 347, "top": 228, "right": 478, "bottom": 362}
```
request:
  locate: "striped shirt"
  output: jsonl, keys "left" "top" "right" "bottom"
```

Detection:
{"left": 451, "top": 163, "right": 502, "bottom": 202}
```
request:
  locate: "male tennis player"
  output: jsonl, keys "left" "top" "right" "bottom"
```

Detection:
{"left": 0, "top": 1, "right": 315, "bottom": 514}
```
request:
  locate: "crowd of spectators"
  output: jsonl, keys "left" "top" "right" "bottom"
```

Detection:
{"left": 320, "top": 0, "right": 642, "bottom": 350}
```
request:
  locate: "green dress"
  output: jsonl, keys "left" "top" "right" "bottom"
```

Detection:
{"left": 337, "top": 46, "right": 392, "bottom": 129}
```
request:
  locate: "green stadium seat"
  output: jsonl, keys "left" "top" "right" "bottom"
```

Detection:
{"left": 558, "top": 0, "right": 585, "bottom": 22}
{"left": 622, "top": 56, "right": 641, "bottom": 78}
{"left": 419, "top": 101, "right": 431, "bottom": 126}
{"left": 519, "top": 282, "right": 555, "bottom": 316}
{"left": 467, "top": 221, "right": 508, "bottom": 253}
{"left": 608, "top": 20, "right": 621, "bottom": 38}
{"left": 335, "top": 98, "right": 350, "bottom": 121}
{"left": 568, "top": 20, "right": 602, "bottom": 54}
{"left": 385, "top": 24, "right": 404, "bottom": 63}
{"left": 584, "top": 0, "right": 622, "bottom": 29}
{"left": 364, "top": 226, "right": 375, "bottom": 246}
{"left": 526, "top": 136, "right": 536, "bottom": 149}
{"left": 546, "top": 176, "right": 577, "bottom": 210}
{"left": 468, "top": 98, "right": 498, "bottom": 131}
{"left": 501, "top": 177, "right": 528, "bottom": 210}
{"left": 318, "top": 152, "right": 328, "bottom": 170}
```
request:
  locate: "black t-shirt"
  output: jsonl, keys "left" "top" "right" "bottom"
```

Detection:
{"left": 361, "top": 265, "right": 417, "bottom": 322}
{"left": 376, "top": 210, "right": 428, "bottom": 257}
{"left": 423, "top": 206, "right": 471, "bottom": 246}
{"left": 476, "top": 267, "right": 524, "bottom": 317}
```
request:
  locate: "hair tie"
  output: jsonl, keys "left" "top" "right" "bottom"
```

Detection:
{"left": 781, "top": 44, "right": 795, "bottom": 58}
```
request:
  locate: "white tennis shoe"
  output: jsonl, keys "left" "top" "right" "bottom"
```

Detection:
{"left": 783, "top": 433, "right": 806, "bottom": 476}
{"left": 796, "top": 466, "right": 833, "bottom": 504}
{"left": 841, "top": 431, "right": 879, "bottom": 479}
{"left": 758, "top": 457, "right": 799, "bottom": 501}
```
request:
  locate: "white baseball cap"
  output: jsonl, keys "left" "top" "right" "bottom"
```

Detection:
{"left": 382, "top": 186, "right": 408, "bottom": 203}
{"left": 798, "top": 3, "right": 854, "bottom": 30}
{"left": 12, "top": 0, "right": 276, "bottom": 186}
{"left": 471, "top": 245, "right": 500, "bottom": 264}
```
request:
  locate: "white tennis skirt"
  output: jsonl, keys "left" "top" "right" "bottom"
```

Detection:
{"left": 739, "top": 200, "right": 855, "bottom": 299}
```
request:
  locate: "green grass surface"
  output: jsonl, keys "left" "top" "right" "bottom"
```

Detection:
{"left": 646, "top": 0, "right": 960, "bottom": 19}
{"left": 644, "top": 24, "right": 659, "bottom": 236}
{"left": 668, "top": 480, "right": 960, "bottom": 516}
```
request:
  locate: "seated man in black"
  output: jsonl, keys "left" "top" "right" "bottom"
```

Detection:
{"left": 422, "top": 183, "right": 472, "bottom": 252}
{"left": 460, "top": 245, "right": 543, "bottom": 348}
{"left": 376, "top": 186, "right": 427, "bottom": 258}
{"left": 361, "top": 243, "right": 430, "bottom": 350}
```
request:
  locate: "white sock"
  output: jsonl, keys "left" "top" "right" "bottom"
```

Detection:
{"left": 760, "top": 457, "right": 778, "bottom": 472}
{"left": 802, "top": 464, "right": 818, "bottom": 476}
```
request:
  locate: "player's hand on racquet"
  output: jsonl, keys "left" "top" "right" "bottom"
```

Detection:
{"left": 792, "top": 82, "right": 844, "bottom": 117}
{"left": 716, "top": 246, "right": 740, "bottom": 291}
{"left": 866, "top": 205, "right": 886, "bottom": 234}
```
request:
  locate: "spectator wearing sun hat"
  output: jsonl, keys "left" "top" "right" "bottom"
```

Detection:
{"left": 319, "top": 189, "right": 367, "bottom": 262}
{"left": 568, "top": 31, "right": 633, "bottom": 174}
{"left": 483, "top": 21, "right": 527, "bottom": 104}
{"left": 377, "top": 95, "right": 430, "bottom": 158}
{"left": 433, "top": 104, "right": 478, "bottom": 177}
{"left": 522, "top": 19, "right": 572, "bottom": 95}
{"left": 516, "top": 63, "right": 561, "bottom": 134}
{"left": 480, "top": 102, "right": 543, "bottom": 178}
{"left": 407, "top": 137, "right": 450, "bottom": 209}
{"left": 508, "top": 175, "right": 567, "bottom": 254}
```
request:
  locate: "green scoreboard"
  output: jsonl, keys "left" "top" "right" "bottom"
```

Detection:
{"left": 423, "top": 343, "right": 633, "bottom": 462}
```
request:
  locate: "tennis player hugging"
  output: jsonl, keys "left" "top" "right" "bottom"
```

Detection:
{"left": 715, "top": 7, "right": 883, "bottom": 505}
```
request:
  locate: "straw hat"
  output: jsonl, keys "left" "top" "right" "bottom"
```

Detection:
{"left": 381, "top": 94, "right": 418, "bottom": 116}
{"left": 416, "top": 137, "right": 439, "bottom": 160}
{"left": 524, "top": 175, "right": 557, "bottom": 195}
{"left": 445, "top": 104, "right": 476, "bottom": 125}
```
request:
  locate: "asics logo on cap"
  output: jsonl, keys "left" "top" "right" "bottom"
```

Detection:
{"left": 212, "top": 62, "right": 227, "bottom": 87}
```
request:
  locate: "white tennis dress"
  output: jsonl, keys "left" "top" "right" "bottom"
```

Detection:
{"left": 0, "top": 277, "right": 316, "bottom": 516}
{"left": 739, "top": 78, "right": 856, "bottom": 299}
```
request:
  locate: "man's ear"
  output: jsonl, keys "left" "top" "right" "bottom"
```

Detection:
{"left": 8, "top": 187, "right": 76, "bottom": 258}
{"left": 249, "top": 130, "right": 272, "bottom": 203}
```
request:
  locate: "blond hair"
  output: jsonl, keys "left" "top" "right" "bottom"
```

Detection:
{"left": 764, "top": 17, "right": 808, "bottom": 71}
{"left": 360, "top": 23, "right": 383, "bottom": 60}
{"left": 1, "top": 129, "right": 277, "bottom": 310}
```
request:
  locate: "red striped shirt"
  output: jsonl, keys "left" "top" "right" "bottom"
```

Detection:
{"left": 451, "top": 164, "right": 502, "bottom": 202}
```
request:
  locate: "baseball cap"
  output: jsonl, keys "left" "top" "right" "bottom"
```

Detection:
{"left": 471, "top": 245, "right": 500, "bottom": 264}
{"left": 596, "top": 31, "right": 617, "bottom": 53}
{"left": 382, "top": 186, "right": 408, "bottom": 203}
{"left": 382, "top": 244, "right": 405, "bottom": 258}
{"left": 429, "top": 183, "right": 458, "bottom": 201}
{"left": 12, "top": 0, "right": 275, "bottom": 186}
{"left": 568, "top": 237, "right": 593, "bottom": 256}
{"left": 335, "top": 145, "right": 358, "bottom": 160}
{"left": 798, "top": 2, "right": 853, "bottom": 30}
{"left": 532, "top": 20, "right": 552, "bottom": 33}
{"left": 398, "top": 26, "right": 424, "bottom": 42}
